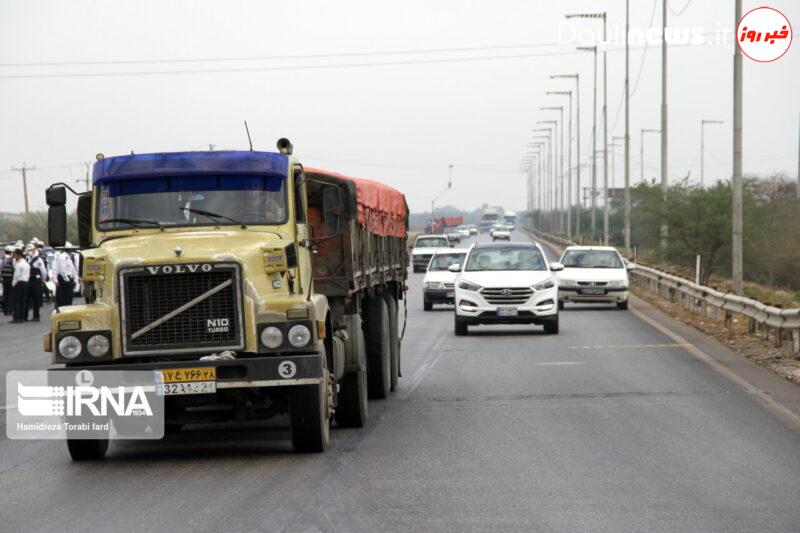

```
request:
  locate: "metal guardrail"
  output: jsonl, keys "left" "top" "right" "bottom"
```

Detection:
{"left": 524, "top": 226, "right": 800, "bottom": 355}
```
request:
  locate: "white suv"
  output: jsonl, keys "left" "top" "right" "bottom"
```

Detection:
{"left": 452, "top": 242, "right": 562, "bottom": 335}
{"left": 411, "top": 234, "right": 450, "bottom": 273}
{"left": 556, "top": 246, "right": 633, "bottom": 310}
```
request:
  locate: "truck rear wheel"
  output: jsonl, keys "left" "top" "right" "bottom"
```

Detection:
{"left": 289, "top": 370, "right": 330, "bottom": 452}
{"left": 67, "top": 438, "right": 109, "bottom": 461}
{"left": 383, "top": 293, "right": 400, "bottom": 391}
{"left": 365, "top": 296, "right": 391, "bottom": 399}
{"left": 334, "top": 321, "right": 368, "bottom": 428}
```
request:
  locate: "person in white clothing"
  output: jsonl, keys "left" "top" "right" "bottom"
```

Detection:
{"left": 11, "top": 250, "right": 30, "bottom": 323}
{"left": 52, "top": 249, "right": 79, "bottom": 308}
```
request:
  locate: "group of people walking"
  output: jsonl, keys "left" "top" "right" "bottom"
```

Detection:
{"left": 1, "top": 239, "right": 79, "bottom": 323}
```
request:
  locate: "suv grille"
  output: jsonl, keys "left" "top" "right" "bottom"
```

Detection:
{"left": 480, "top": 287, "right": 533, "bottom": 305}
{"left": 121, "top": 263, "right": 243, "bottom": 355}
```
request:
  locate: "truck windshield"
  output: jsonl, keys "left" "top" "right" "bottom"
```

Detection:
{"left": 96, "top": 174, "right": 287, "bottom": 229}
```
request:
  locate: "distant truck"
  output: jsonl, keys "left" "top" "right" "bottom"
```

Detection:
{"left": 430, "top": 216, "right": 464, "bottom": 233}
{"left": 502, "top": 211, "right": 517, "bottom": 229}
{"left": 478, "top": 208, "right": 500, "bottom": 233}
{"left": 43, "top": 140, "right": 408, "bottom": 460}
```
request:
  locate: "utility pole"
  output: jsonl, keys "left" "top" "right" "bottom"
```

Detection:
{"left": 641, "top": 129, "right": 661, "bottom": 182}
{"left": 11, "top": 163, "right": 35, "bottom": 215}
{"left": 541, "top": 107, "right": 564, "bottom": 234}
{"left": 732, "top": 0, "right": 743, "bottom": 294}
{"left": 624, "top": 0, "right": 631, "bottom": 257}
{"left": 533, "top": 133, "right": 552, "bottom": 228}
{"left": 612, "top": 136, "right": 625, "bottom": 193}
{"left": 550, "top": 74, "right": 580, "bottom": 239}
{"left": 537, "top": 123, "right": 558, "bottom": 231}
{"left": 547, "top": 91, "right": 573, "bottom": 240}
{"left": 76, "top": 162, "right": 91, "bottom": 191}
{"left": 700, "top": 120, "right": 724, "bottom": 186}
{"left": 660, "top": 0, "right": 669, "bottom": 252}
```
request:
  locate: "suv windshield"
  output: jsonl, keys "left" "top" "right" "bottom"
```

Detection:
{"left": 561, "top": 250, "right": 624, "bottom": 269}
{"left": 416, "top": 237, "right": 448, "bottom": 248}
{"left": 465, "top": 247, "right": 546, "bottom": 271}
{"left": 96, "top": 174, "right": 286, "bottom": 230}
{"left": 429, "top": 253, "right": 465, "bottom": 271}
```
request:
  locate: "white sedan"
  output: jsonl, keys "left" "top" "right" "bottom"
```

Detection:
{"left": 556, "top": 246, "right": 633, "bottom": 310}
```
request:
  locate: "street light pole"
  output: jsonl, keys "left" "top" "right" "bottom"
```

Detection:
{"left": 660, "top": 0, "right": 669, "bottom": 252}
{"left": 551, "top": 74, "right": 581, "bottom": 239}
{"left": 640, "top": 129, "right": 661, "bottom": 182}
{"left": 624, "top": 0, "right": 632, "bottom": 257}
{"left": 700, "top": 119, "right": 724, "bottom": 186}
{"left": 537, "top": 122, "right": 558, "bottom": 232}
{"left": 541, "top": 108, "right": 564, "bottom": 234}
{"left": 576, "top": 45, "right": 598, "bottom": 242}
{"left": 547, "top": 91, "right": 573, "bottom": 240}
{"left": 533, "top": 132, "right": 552, "bottom": 228}
{"left": 732, "top": 0, "right": 743, "bottom": 294}
{"left": 430, "top": 164, "right": 454, "bottom": 231}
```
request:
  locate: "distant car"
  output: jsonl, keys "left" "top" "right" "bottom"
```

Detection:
{"left": 492, "top": 225, "right": 511, "bottom": 241}
{"left": 455, "top": 225, "right": 471, "bottom": 238}
{"left": 445, "top": 229, "right": 461, "bottom": 244}
{"left": 453, "top": 242, "right": 562, "bottom": 335}
{"left": 422, "top": 248, "right": 468, "bottom": 311}
{"left": 468, "top": 225, "right": 478, "bottom": 235}
{"left": 411, "top": 234, "right": 450, "bottom": 273}
{"left": 556, "top": 246, "right": 633, "bottom": 310}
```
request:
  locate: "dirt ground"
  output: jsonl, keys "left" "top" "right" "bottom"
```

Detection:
{"left": 633, "top": 287, "right": 800, "bottom": 386}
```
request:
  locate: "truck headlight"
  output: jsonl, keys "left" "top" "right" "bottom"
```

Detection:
{"left": 533, "top": 278, "right": 556, "bottom": 291}
{"left": 260, "top": 326, "right": 283, "bottom": 349}
{"left": 458, "top": 279, "right": 482, "bottom": 291}
{"left": 287, "top": 324, "right": 311, "bottom": 347}
{"left": 86, "top": 334, "right": 110, "bottom": 358}
{"left": 58, "top": 335, "right": 82, "bottom": 359}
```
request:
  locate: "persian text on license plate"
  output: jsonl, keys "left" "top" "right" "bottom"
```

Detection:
{"left": 497, "top": 307, "right": 518, "bottom": 317}
{"left": 158, "top": 381, "right": 217, "bottom": 396}
{"left": 159, "top": 367, "right": 216, "bottom": 383}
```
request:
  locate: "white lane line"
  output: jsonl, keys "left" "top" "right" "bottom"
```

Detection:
{"left": 630, "top": 304, "right": 800, "bottom": 430}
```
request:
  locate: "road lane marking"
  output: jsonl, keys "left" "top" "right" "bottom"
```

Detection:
{"left": 567, "top": 343, "right": 693, "bottom": 350}
{"left": 630, "top": 304, "right": 800, "bottom": 430}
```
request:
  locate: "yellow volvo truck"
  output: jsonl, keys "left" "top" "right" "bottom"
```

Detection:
{"left": 44, "top": 140, "right": 408, "bottom": 460}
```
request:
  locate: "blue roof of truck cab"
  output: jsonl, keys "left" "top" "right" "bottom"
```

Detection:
{"left": 92, "top": 150, "right": 289, "bottom": 184}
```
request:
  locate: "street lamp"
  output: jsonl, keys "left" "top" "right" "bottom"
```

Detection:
{"left": 568, "top": 12, "right": 608, "bottom": 244}
{"left": 532, "top": 131, "right": 553, "bottom": 227}
{"left": 551, "top": 74, "right": 581, "bottom": 238}
{"left": 430, "top": 164, "right": 454, "bottom": 230}
{"left": 576, "top": 45, "right": 598, "bottom": 242}
{"left": 541, "top": 107, "right": 565, "bottom": 234}
{"left": 640, "top": 129, "right": 661, "bottom": 182}
{"left": 530, "top": 140, "right": 547, "bottom": 225}
{"left": 700, "top": 119, "right": 724, "bottom": 186}
{"left": 537, "top": 121, "right": 558, "bottom": 232}
{"left": 547, "top": 90, "right": 573, "bottom": 240}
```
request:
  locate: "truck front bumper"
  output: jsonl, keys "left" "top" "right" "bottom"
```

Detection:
{"left": 49, "top": 353, "right": 324, "bottom": 389}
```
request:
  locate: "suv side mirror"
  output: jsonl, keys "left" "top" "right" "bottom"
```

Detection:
{"left": 549, "top": 262, "right": 565, "bottom": 272}
{"left": 46, "top": 185, "right": 68, "bottom": 247}
{"left": 448, "top": 263, "right": 461, "bottom": 272}
{"left": 322, "top": 186, "right": 342, "bottom": 235}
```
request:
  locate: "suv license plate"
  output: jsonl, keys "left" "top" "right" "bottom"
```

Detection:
{"left": 497, "top": 307, "right": 518, "bottom": 317}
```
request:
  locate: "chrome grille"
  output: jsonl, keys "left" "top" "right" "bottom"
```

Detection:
{"left": 443, "top": 282, "right": 455, "bottom": 289}
{"left": 120, "top": 263, "right": 243, "bottom": 355}
{"left": 480, "top": 287, "right": 533, "bottom": 305}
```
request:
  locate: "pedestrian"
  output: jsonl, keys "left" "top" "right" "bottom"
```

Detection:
{"left": 11, "top": 249, "right": 30, "bottom": 323}
{"left": 1, "top": 245, "right": 13, "bottom": 315}
{"left": 27, "top": 243, "right": 46, "bottom": 321}
{"left": 53, "top": 247, "right": 78, "bottom": 308}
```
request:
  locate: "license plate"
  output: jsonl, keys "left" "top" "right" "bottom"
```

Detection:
{"left": 581, "top": 288, "right": 606, "bottom": 295}
{"left": 159, "top": 367, "right": 216, "bottom": 383}
{"left": 446, "top": 291, "right": 454, "bottom": 298}
{"left": 497, "top": 307, "right": 518, "bottom": 317}
{"left": 158, "top": 381, "right": 217, "bottom": 396}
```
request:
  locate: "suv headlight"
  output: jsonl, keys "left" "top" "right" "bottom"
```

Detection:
{"left": 533, "top": 278, "right": 556, "bottom": 291}
{"left": 287, "top": 324, "right": 312, "bottom": 347}
{"left": 424, "top": 281, "right": 443, "bottom": 289}
{"left": 458, "top": 279, "right": 482, "bottom": 292}
{"left": 58, "top": 335, "right": 82, "bottom": 359}
{"left": 558, "top": 279, "right": 576, "bottom": 286}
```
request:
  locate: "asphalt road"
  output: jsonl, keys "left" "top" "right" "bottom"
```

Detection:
{"left": 1, "top": 230, "right": 799, "bottom": 532}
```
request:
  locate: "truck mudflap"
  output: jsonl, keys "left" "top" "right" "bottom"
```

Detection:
{"left": 49, "top": 353, "right": 324, "bottom": 389}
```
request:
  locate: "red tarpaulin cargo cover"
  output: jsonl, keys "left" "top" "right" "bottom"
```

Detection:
{"left": 306, "top": 168, "right": 408, "bottom": 238}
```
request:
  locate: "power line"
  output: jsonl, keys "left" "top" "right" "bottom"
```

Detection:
{"left": 668, "top": 0, "right": 694, "bottom": 17}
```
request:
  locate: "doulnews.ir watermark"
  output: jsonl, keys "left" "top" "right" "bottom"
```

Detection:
{"left": 6, "top": 370, "right": 165, "bottom": 440}
{"left": 557, "top": 5, "right": 792, "bottom": 62}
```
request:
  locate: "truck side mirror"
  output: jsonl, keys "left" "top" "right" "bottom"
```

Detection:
{"left": 77, "top": 193, "right": 92, "bottom": 248}
{"left": 322, "top": 186, "right": 342, "bottom": 235}
{"left": 46, "top": 185, "right": 68, "bottom": 247}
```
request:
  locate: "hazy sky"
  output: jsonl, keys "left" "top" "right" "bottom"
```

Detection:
{"left": 1, "top": 0, "right": 797, "bottom": 214}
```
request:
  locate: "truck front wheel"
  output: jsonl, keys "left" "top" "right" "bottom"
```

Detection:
{"left": 335, "top": 322, "right": 368, "bottom": 428}
{"left": 289, "top": 370, "right": 331, "bottom": 452}
{"left": 364, "top": 296, "right": 391, "bottom": 399}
